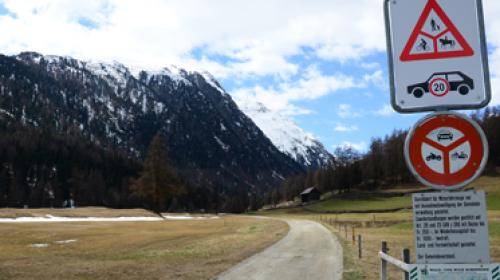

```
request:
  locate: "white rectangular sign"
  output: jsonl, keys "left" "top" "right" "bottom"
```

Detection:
{"left": 408, "top": 264, "right": 500, "bottom": 280}
{"left": 412, "top": 191, "right": 490, "bottom": 264}
{"left": 385, "top": 0, "right": 491, "bottom": 113}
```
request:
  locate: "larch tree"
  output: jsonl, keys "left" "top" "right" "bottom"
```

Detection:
{"left": 131, "top": 132, "right": 184, "bottom": 213}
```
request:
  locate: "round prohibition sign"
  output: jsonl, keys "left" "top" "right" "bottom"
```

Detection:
{"left": 429, "top": 78, "right": 450, "bottom": 97}
{"left": 404, "top": 112, "right": 488, "bottom": 190}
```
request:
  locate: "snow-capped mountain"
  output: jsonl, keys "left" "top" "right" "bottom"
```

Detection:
{"left": 235, "top": 96, "right": 331, "bottom": 169}
{"left": 0, "top": 52, "right": 304, "bottom": 195}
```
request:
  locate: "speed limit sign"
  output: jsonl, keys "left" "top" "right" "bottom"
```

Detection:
{"left": 429, "top": 78, "right": 450, "bottom": 97}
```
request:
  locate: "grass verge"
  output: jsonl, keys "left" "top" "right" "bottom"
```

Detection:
{"left": 0, "top": 216, "right": 288, "bottom": 280}
{"left": 319, "top": 221, "right": 364, "bottom": 279}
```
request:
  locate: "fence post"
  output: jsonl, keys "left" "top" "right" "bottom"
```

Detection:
{"left": 352, "top": 227, "right": 356, "bottom": 245}
{"left": 345, "top": 225, "right": 348, "bottom": 239}
{"left": 358, "top": 235, "right": 362, "bottom": 259}
{"left": 402, "top": 248, "right": 410, "bottom": 280}
{"left": 380, "top": 241, "right": 388, "bottom": 280}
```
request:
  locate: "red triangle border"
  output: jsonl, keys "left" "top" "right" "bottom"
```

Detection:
{"left": 400, "top": 0, "right": 474, "bottom": 62}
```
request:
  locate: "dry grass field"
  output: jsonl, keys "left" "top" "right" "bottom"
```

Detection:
{"left": 0, "top": 215, "right": 288, "bottom": 280}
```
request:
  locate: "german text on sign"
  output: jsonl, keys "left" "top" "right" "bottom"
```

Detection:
{"left": 412, "top": 191, "right": 490, "bottom": 264}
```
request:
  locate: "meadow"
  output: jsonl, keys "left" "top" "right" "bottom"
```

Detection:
{"left": 0, "top": 212, "right": 288, "bottom": 280}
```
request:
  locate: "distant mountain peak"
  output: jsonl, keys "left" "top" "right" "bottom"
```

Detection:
{"left": 235, "top": 96, "right": 331, "bottom": 169}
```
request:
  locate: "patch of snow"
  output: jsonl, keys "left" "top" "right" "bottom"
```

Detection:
{"left": 0, "top": 216, "right": 164, "bottom": 223}
{"left": 55, "top": 239, "right": 77, "bottom": 244}
{"left": 162, "top": 215, "right": 220, "bottom": 220}
{"left": 214, "top": 136, "right": 230, "bottom": 152}
{"left": 201, "top": 71, "right": 225, "bottom": 93}
{"left": 234, "top": 96, "right": 330, "bottom": 167}
{"left": 0, "top": 109, "right": 14, "bottom": 118}
{"left": 154, "top": 102, "right": 164, "bottom": 114}
{"left": 30, "top": 243, "right": 49, "bottom": 248}
{"left": 86, "top": 61, "right": 129, "bottom": 88}
{"left": 142, "top": 94, "right": 147, "bottom": 113}
{"left": 135, "top": 65, "right": 192, "bottom": 87}
{"left": 272, "top": 170, "right": 285, "bottom": 180}
{"left": 220, "top": 123, "right": 227, "bottom": 131}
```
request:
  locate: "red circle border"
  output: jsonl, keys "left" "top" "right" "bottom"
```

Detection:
{"left": 408, "top": 114, "right": 484, "bottom": 188}
{"left": 428, "top": 78, "right": 450, "bottom": 97}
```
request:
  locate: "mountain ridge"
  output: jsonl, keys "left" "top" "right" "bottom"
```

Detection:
{"left": 1, "top": 52, "right": 304, "bottom": 197}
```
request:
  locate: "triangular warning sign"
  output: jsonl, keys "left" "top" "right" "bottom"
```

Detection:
{"left": 400, "top": 0, "right": 474, "bottom": 62}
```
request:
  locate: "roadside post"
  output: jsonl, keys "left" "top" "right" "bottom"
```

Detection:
{"left": 384, "top": 0, "right": 498, "bottom": 278}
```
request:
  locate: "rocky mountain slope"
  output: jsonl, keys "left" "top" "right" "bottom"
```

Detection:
{"left": 235, "top": 97, "right": 331, "bottom": 169}
{"left": 0, "top": 52, "right": 304, "bottom": 196}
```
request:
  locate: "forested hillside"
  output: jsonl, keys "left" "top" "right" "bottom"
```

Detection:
{"left": 0, "top": 52, "right": 307, "bottom": 213}
{"left": 275, "top": 108, "right": 500, "bottom": 203}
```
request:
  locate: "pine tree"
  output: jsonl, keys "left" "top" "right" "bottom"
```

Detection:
{"left": 131, "top": 132, "right": 184, "bottom": 213}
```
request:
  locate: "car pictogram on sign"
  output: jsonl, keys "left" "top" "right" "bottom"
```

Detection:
{"left": 407, "top": 71, "right": 474, "bottom": 98}
{"left": 437, "top": 129, "right": 453, "bottom": 141}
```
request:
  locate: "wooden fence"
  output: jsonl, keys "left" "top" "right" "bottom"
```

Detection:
{"left": 317, "top": 216, "right": 412, "bottom": 280}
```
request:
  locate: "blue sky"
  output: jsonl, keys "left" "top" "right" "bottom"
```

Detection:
{"left": 0, "top": 0, "right": 498, "bottom": 153}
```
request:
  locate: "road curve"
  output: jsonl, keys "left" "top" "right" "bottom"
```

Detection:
{"left": 216, "top": 219, "right": 343, "bottom": 280}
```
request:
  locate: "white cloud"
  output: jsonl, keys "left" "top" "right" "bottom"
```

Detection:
{"left": 360, "top": 62, "right": 381, "bottom": 70}
{"left": 0, "top": 0, "right": 385, "bottom": 79}
{"left": 374, "top": 104, "right": 396, "bottom": 116}
{"left": 337, "top": 104, "right": 361, "bottom": 119}
{"left": 362, "top": 70, "right": 387, "bottom": 90}
{"left": 333, "top": 141, "right": 367, "bottom": 152}
{"left": 334, "top": 123, "right": 359, "bottom": 132}
{"left": 233, "top": 67, "right": 357, "bottom": 115}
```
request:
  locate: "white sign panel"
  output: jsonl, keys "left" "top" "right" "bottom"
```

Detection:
{"left": 407, "top": 264, "right": 500, "bottom": 280}
{"left": 385, "top": 0, "right": 491, "bottom": 113}
{"left": 412, "top": 191, "right": 490, "bottom": 264}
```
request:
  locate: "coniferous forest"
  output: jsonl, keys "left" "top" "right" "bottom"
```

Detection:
{"left": 1, "top": 102, "right": 499, "bottom": 212}
{"left": 274, "top": 108, "right": 500, "bottom": 205}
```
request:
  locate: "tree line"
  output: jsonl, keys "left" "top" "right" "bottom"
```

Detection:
{"left": 0, "top": 118, "right": 255, "bottom": 213}
{"left": 2, "top": 107, "right": 499, "bottom": 212}
{"left": 273, "top": 107, "right": 500, "bottom": 204}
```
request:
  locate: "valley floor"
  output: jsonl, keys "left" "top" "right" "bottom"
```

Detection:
{"left": 0, "top": 210, "right": 288, "bottom": 280}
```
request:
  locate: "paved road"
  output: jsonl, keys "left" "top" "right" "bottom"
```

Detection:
{"left": 216, "top": 220, "right": 343, "bottom": 280}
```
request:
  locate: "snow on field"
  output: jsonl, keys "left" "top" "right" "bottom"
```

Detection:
{"left": 0, "top": 214, "right": 220, "bottom": 223}
{"left": 163, "top": 215, "right": 220, "bottom": 220}
{"left": 0, "top": 215, "right": 163, "bottom": 223}
{"left": 30, "top": 244, "right": 49, "bottom": 248}
{"left": 54, "top": 239, "right": 78, "bottom": 244}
